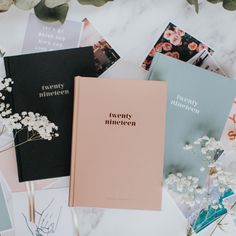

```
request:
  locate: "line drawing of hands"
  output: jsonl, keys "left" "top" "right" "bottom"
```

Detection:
{"left": 23, "top": 199, "right": 62, "bottom": 236}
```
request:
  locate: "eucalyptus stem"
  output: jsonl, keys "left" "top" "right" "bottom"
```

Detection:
{"left": 209, "top": 201, "right": 236, "bottom": 236}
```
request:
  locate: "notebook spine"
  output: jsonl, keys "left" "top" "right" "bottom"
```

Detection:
{"left": 69, "top": 77, "right": 81, "bottom": 207}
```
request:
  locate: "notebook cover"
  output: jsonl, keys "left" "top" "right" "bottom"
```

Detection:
{"left": 148, "top": 53, "right": 236, "bottom": 184}
{"left": 0, "top": 149, "right": 57, "bottom": 192}
{"left": 4, "top": 47, "right": 97, "bottom": 182}
{"left": 69, "top": 77, "right": 167, "bottom": 211}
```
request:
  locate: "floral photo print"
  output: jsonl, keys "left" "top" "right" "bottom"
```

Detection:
{"left": 141, "top": 22, "right": 214, "bottom": 70}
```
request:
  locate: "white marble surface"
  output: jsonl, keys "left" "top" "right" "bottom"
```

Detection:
{"left": 1, "top": 0, "right": 236, "bottom": 236}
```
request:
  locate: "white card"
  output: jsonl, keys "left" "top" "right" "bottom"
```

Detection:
{"left": 12, "top": 188, "right": 74, "bottom": 236}
{"left": 187, "top": 49, "right": 225, "bottom": 75}
{"left": 22, "top": 14, "right": 83, "bottom": 53}
{"left": 12, "top": 188, "right": 104, "bottom": 236}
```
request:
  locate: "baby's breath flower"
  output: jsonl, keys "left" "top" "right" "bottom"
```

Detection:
{"left": 200, "top": 167, "right": 205, "bottom": 172}
{"left": 0, "top": 77, "right": 59, "bottom": 144}
{"left": 166, "top": 173, "right": 206, "bottom": 208}
{"left": 183, "top": 144, "right": 193, "bottom": 150}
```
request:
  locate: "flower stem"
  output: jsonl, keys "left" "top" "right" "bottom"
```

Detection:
{"left": 209, "top": 215, "right": 226, "bottom": 236}
{"left": 0, "top": 139, "right": 30, "bottom": 153}
{"left": 209, "top": 201, "right": 236, "bottom": 236}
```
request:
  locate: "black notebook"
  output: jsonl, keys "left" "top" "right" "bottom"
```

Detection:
{"left": 4, "top": 47, "right": 97, "bottom": 182}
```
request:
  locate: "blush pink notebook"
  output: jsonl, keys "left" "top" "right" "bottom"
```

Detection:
{"left": 69, "top": 76, "right": 167, "bottom": 211}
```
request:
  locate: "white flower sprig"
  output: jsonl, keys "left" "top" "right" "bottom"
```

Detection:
{"left": 0, "top": 78, "right": 13, "bottom": 117}
{"left": 184, "top": 136, "right": 225, "bottom": 175}
{"left": 0, "top": 77, "right": 59, "bottom": 152}
{"left": 208, "top": 162, "right": 236, "bottom": 194}
{"left": 168, "top": 136, "right": 236, "bottom": 236}
{"left": 184, "top": 136, "right": 223, "bottom": 162}
{"left": 20, "top": 112, "right": 59, "bottom": 141}
{"left": 166, "top": 173, "right": 206, "bottom": 208}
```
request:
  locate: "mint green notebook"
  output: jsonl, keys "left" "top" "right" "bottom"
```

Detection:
{"left": 148, "top": 53, "right": 236, "bottom": 184}
{"left": 148, "top": 53, "right": 236, "bottom": 233}
{"left": 0, "top": 181, "right": 12, "bottom": 232}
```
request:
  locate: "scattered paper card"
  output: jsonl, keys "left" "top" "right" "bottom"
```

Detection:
{"left": 0, "top": 56, "right": 12, "bottom": 148}
{"left": 223, "top": 194, "right": 236, "bottom": 226}
{"left": 0, "top": 178, "right": 13, "bottom": 233}
{"left": 12, "top": 188, "right": 74, "bottom": 236}
{"left": 141, "top": 22, "right": 214, "bottom": 70}
{"left": 221, "top": 100, "right": 236, "bottom": 152}
{"left": 22, "top": 14, "right": 83, "bottom": 53}
{"left": 12, "top": 188, "right": 104, "bottom": 236}
{"left": 80, "top": 18, "right": 120, "bottom": 76}
{"left": 187, "top": 49, "right": 225, "bottom": 75}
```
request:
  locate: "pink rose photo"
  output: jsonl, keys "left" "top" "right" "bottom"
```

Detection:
{"left": 141, "top": 22, "right": 214, "bottom": 70}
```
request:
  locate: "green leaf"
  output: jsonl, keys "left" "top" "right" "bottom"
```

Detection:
{"left": 207, "top": 0, "right": 223, "bottom": 3}
{"left": 187, "top": 227, "right": 194, "bottom": 236}
{"left": 45, "top": 0, "right": 68, "bottom": 8}
{"left": 34, "top": 0, "right": 69, "bottom": 24}
{"left": 223, "top": 0, "right": 236, "bottom": 10}
{"left": 0, "top": 0, "right": 13, "bottom": 12}
{"left": 78, "top": 0, "right": 113, "bottom": 7}
{"left": 14, "top": 0, "right": 41, "bottom": 10}
{"left": 187, "top": 0, "right": 199, "bottom": 13}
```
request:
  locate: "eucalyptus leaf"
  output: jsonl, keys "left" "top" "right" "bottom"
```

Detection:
{"left": 187, "top": 0, "right": 199, "bottom": 13}
{"left": 0, "top": 0, "right": 13, "bottom": 12}
{"left": 207, "top": 0, "right": 223, "bottom": 3}
{"left": 223, "top": 0, "right": 236, "bottom": 10}
{"left": 15, "top": 0, "right": 41, "bottom": 10}
{"left": 187, "top": 0, "right": 236, "bottom": 11}
{"left": 78, "top": 0, "right": 113, "bottom": 7}
{"left": 45, "top": 0, "right": 68, "bottom": 8}
{"left": 34, "top": 0, "right": 69, "bottom": 23}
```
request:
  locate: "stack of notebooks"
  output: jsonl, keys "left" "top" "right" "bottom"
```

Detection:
{"left": 4, "top": 47, "right": 236, "bottom": 220}
{"left": 2, "top": 19, "right": 236, "bottom": 235}
{"left": 4, "top": 48, "right": 167, "bottom": 210}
